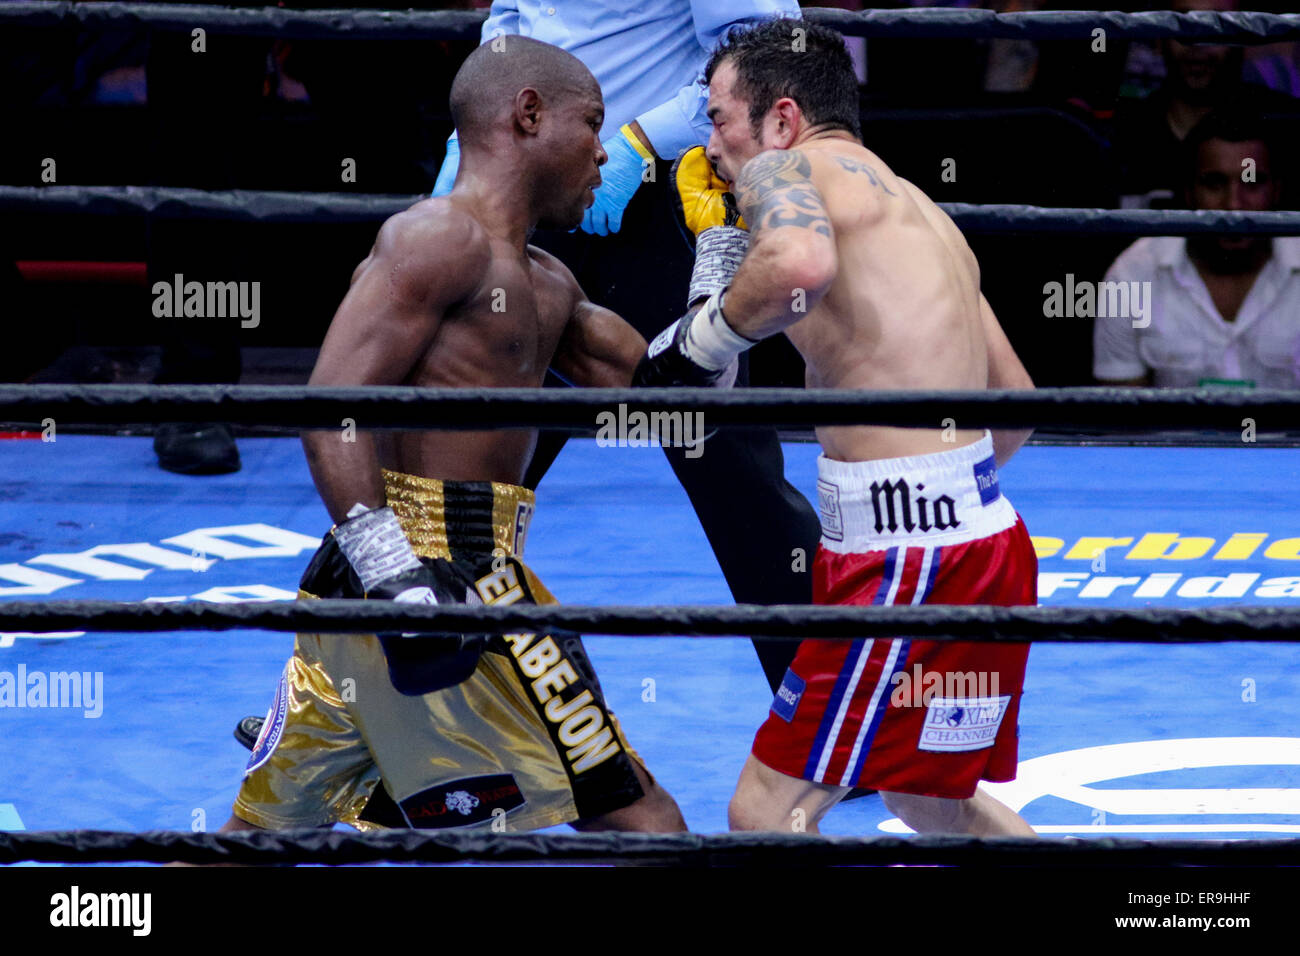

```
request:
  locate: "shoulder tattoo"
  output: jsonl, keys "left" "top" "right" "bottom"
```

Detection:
{"left": 831, "top": 154, "right": 898, "bottom": 195}
{"left": 735, "top": 151, "right": 832, "bottom": 238}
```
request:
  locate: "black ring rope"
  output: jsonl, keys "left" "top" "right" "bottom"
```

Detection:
{"left": 810, "top": 8, "right": 1300, "bottom": 42}
{"left": 0, "top": 186, "right": 418, "bottom": 224}
{"left": 4, "top": 601, "right": 1300, "bottom": 645}
{"left": 0, "top": 829, "right": 1295, "bottom": 866}
{"left": 945, "top": 205, "right": 1300, "bottom": 238}
{"left": 3, "top": 186, "right": 1298, "bottom": 237}
{"left": 0, "top": 384, "right": 1294, "bottom": 431}
{"left": 3, "top": 4, "right": 1299, "bottom": 44}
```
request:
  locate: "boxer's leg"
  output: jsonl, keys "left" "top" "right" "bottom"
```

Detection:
{"left": 880, "top": 789, "right": 1036, "bottom": 837}
{"left": 218, "top": 813, "right": 265, "bottom": 833}
{"left": 571, "top": 757, "right": 687, "bottom": 833}
{"left": 728, "top": 754, "right": 848, "bottom": 834}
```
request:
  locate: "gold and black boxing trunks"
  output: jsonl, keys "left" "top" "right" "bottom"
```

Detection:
{"left": 234, "top": 470, "right": 645, "bottom": 832}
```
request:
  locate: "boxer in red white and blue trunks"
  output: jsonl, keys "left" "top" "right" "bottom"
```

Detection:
{"left": 634, "top": 19, "right": 1039, "bottom": 834}
{"left": 753, "top": 436, "right": 1036, "bottom": 801}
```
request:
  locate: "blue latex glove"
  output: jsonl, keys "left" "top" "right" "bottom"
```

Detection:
{"left": 580, "top": 129, "right": 650, "bottom": 235}
{"left": 431, "top": 138, "right": 460, "bottom": 197}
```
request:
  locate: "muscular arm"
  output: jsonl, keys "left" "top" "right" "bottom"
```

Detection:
{"left": 722, "top": 149, "right": 838, "bottom": 340}
{"left": 980, "top": 294, "right": 1036, "bottom": 467}
{"left": 538, "top": 251, "right": 646, "bottom": 387}
{"left": 303, "top": 206, "right": 486, "bottom": 524}
{"left": 552, "top": 298, "right": 648, "bottom": 387}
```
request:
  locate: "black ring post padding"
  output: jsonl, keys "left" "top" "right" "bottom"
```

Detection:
{"left": 6, "top": 601, "right": 1300, "bottom": 644}
{"left": 0, "top": 829, "right": 1296, "bottom": 866}
{"left": 5, "top": 186, "right": 1300, "bottom": 236}
{"left": 3, "top": 4, "right": 1300, "bottom": 44}
{"left": 0, "top": 384, "right": 1296, "bottom": 431}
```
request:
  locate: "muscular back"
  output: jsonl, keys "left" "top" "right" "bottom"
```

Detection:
{"left": 745, "top": 141, "right": 990, "bottom": 461}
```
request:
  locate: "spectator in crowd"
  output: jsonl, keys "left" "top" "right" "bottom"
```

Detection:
{"left": 1094, "top": 112, "right": 1300, "bottom": 388}
{"left": 1111, "top": 0, "right": 1297, "bottom": 205}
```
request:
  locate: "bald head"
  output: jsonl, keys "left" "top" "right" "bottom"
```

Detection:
{"left": 450, "top": 35, "right": 597, "bottom": 146}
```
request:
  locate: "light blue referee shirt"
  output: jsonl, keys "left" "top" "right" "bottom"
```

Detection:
{"left": 452, "top": 0, "right": 801, "bottom": 158}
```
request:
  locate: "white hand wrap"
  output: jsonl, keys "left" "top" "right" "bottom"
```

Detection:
{"left": 688, "top": 225, "right": 749, "bottom": 306}
{"left": 332, "top": 503, "right": 423, "bottom": 593}
{"left": 682, "top": 290, "right": 755, "bottom": 372}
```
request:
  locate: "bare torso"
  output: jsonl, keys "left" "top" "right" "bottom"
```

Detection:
{"left": 780, "top": 140, "right": 988, "bottom": 461}
{"left": 333, "top": 200, "right": 579, "bottom": 486}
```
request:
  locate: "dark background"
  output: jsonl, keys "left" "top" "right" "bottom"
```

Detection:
{"left": 1, "top": 0, "right": 1297, "bottom": 389}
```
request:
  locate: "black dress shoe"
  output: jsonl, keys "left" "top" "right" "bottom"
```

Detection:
{"left": 154, "top": 423, "right": 241, "bottom": 475}
{"left": 234, "top": 715, "right": 263, "bottom": 750}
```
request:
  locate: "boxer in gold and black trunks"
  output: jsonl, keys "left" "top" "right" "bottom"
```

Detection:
{"left": 221, "top": 36, "right": 685, "bottom": 835}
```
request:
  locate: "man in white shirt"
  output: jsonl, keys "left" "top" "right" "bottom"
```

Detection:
{"left": 1094, "top": 112, "right": 1300, "bottom": 388}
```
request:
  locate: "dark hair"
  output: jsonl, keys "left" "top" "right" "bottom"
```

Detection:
{"left": 704, "top": 18, "right": 861, "bottom": 140}
{"left": 1182, "top": 109, "right": 1280, "bottom": 185}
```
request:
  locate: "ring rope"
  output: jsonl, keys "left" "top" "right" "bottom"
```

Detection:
{"left": 3, "top": 3, "right": 1298, "bottom": 44}
{"left": 1, "top": 829, "right": 1296, "bottom": 866}
{"left": 3, "top": 187, "right": 1298, "bottom": 236}
{"left": 0, "top": 186, "right": 415, "bottom": 224}
{"left": 0, "top": 384, "right": 1294, "bottom": 431}
{"left": 5, "top": 601, "right": 1300, "bottom": 645}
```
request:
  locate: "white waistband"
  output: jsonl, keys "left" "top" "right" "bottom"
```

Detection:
{"left": 815, "top": 432, "right": 1016, "bottom": 552}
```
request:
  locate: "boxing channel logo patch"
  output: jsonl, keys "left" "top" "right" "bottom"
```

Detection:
{"left": 917, "top": 695, "right": 1011, "bottom": 753}
{"left": 972, "top": 454, "right": 999, "bottom": 506}
{"left": 398, "top": 773, "right": 526, "bottom": 829}
{"left": 244, "top": 673, "right": 290, "bottom": 775}
{"left": 816, "top": 479, "right": 843, "bottom": 541}
{"left": 771, "top": 668, "right": 806, "bottom": 723}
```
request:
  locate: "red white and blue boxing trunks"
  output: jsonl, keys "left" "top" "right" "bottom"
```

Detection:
{"left": 752, "top": 432, "right": 1037, "bottom": 799}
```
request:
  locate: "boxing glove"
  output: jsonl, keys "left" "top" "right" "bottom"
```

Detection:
{"left": 670, "top": 146, "right": 749, "bottom": 306}
{"left": 332, "top": 504, "right": 486, "bottom": 695}
{"left": 634, "top": 289, "right": 753, "bottom": 389}
{"left": 369, "top": 559, "right": 487, "bottom": 696}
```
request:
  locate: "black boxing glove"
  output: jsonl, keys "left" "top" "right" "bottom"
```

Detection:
{"left": 331, "top": 503, "right": 485, "bottom": 695}
{"left": 370, "top": 559, "right": 487, "bottom": 696}
{"left": 633, "top": 289, "right": 755, "bottom": 389}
